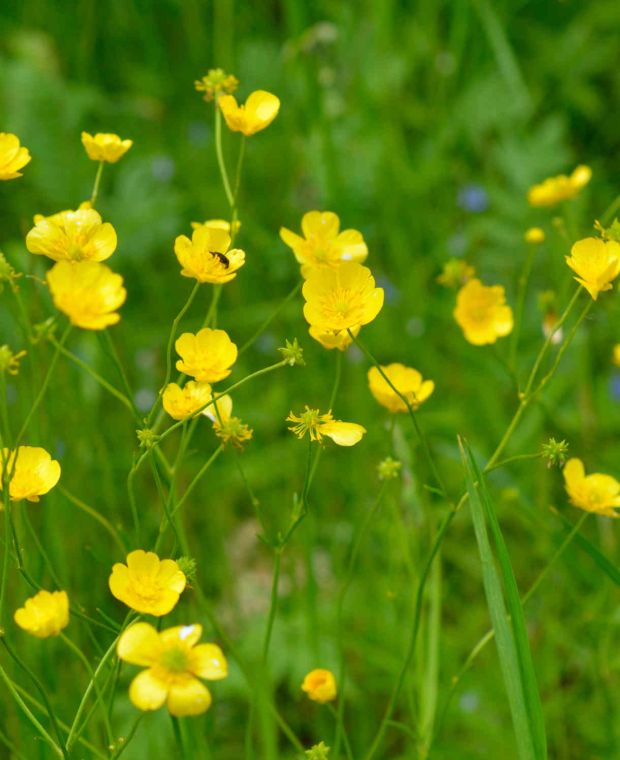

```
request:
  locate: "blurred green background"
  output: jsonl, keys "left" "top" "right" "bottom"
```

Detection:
{"left": 2, "top": 0, "right": 620, "bottom": 758}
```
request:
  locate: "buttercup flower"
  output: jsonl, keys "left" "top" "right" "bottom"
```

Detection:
{"left": 367, "top": 363, "right": 435, "bottom": 413}
{"left": 191, "top": 219, "right": 241, "bottom": 235}
{"left": 175, "top": 328, "right": 237, "bottom": 382}
{"left": 81, "top": 132, "right": 133, "bottom": 163}
{"left": 174, "top": 225, "right": 245, "bottom": 284}
{"left": 524, "top": 227, "right": 545, "bottom": 244}
{"left": 163, "top": 381, "right": 213, "bottom": 421}
{"left": 117, "top": 622, "right": 227, "bottom": 716}
{"left": 527, "top": 165, "right": 591, "bottom": 207}
{"left": 303, "top": 262, "right": 384, "bottom": 335}
{"left": 453, "top": 279, "right": 513, "bottom": 345}
{"left": 195, "top": 68, "right": 239, "bottom": 101}
{"left": 46, "top": 260, "right": 126, "bottom": 330}
{"left": 309, "top": 324, "right": 359, "bottom": 351}
{"left": 0, "top": 446, "right": 61, "bottom": 502}
{"left": 563, "top": 458, "right": 620, "bottom": 517}
{"left": 0, "top": 133, "right": 31, "bottom": 180}
{"left": 218, "top": 90, "right": 280, "bottom": 136}
{"left": 202, "top": 393, "right": 253, "bottom": 448}
{"left": 26, "top": 208, "right": 117, "bottom": 262}
{"left": 14, "top": 590, "right": 69, "bottom": 638}
{"left": 109, "top": 550, "right": 186, "bottom": 616}
{"left": 287, "top": 407, "right": 366, "bottom": 446}
{"left": 280, "top": 211, "right": 368, "bottom": 276}
{"left": 301, "top": 669, "right": 337, "bottom": 704}
{"left": 565, "top": 237, "right": 620, "bottom": 300}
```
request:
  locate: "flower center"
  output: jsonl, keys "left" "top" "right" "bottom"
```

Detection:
{"left": 161, "top": 646, "right": 189, "bottom": 673}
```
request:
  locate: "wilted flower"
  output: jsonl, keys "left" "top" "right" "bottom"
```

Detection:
{"left": 0, "top": 133, "right": 31, "bottom": 180}
{"left": 280, "top": 211, "right": 368, "bottom": 277}
{"left": 0, "top": 446, "right": 61, "bottom": 502}
{"left": 81, "top": 132, "right": 133, "bottom": 163}
{"left": 218, "top": 90, "right": 280, "bottom": 136}
{"left": 174, "top": 225, "right": 245, "bottom": 284}
{"left": 527, "top": 165, "right": 591, "bottom": 207}
{"left": 453, "top": 279, "right": 513, "bottom": 345}
{"left": 117, "top": 622, "right": 227, "bottom": 716}
{"left": 175, "top": 328, "right": 237, "bottom": 383}
{"left": 302, "top": 262, "right": 384, "bottom": 336}
{"left": 278, "top": 338, "right": 305, "bottom": 366}
{"left": 203, "top": 394, "right": 253, "bottom": 448}
{"left": 565, "top": 237, "right": 620, "bottom": 300}
{"left": 301, "top": 669, "right": 337, "bottom": 703}
{"left": 0, "top": 345, "right": 27, "bottom": 376}
{"left": 195, "top": 68, "right": 239, "bottom": 101}
{"left": 287, "top": 407, "right": 366, "bottom": 446}
{"left": 563, "top": 458, "right": 620, "bottom": 517}
{"left": 26, "top": 208, "right": 117, "bottom": 262}
{"left": 367, "top": 363, "right": 434, "bottom": 413}
{"left": 109, "top": 550, "right": 186, "bottom": 616}
{"left": 436, "top": 258, "right": 475, "bottom": 288}
{"left": 541, "top": 438, "right": 569, "bottom": 468}
{"left": 524, "top": 227, "right": 545, "bottom": 244}
{"left": 162, "top": 381, "right": 213, "bottom": 420}
{"left": 46, "top": 261, "right": 126, "bottom": 330}
{"left": 14, "top": 590, "right": 69, "bottom": 638}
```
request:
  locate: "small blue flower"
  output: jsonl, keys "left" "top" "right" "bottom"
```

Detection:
{"left": 458, "top": 184, "right": 489, "bottom": 214}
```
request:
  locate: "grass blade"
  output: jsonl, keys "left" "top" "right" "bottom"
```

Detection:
{"left": 459, "top": 437, "right": 539, "bottom": 760}
{"left": 555, "top": 510, "right": 620, "bottom": 587}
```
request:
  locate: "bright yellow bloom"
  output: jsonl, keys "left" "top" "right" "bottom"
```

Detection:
{"left": 202, "top": 393, "right": 253, "bottom": 448}
{"left": 46, "top": 261, "right": 126, "bottom": 330}
{"left": 287, "top": 407, "right": 366, "bottom": 446}
{"left": 301, "top": 669, "right": 337, "bottom": 704}
{"left": 26, "top": 208, "right": 117, "bottom": 262}
{"left": 14, "top": 590, "right": 69, "bottom": 638}
{"left": 524, "top": 227, "right": 545, "bottom": 244}
{"left": 280, "top": 211, "right": 368, "bottom": 277}
{"left": 117, "top": 622, "right": 227, "bottom": 716}
{"left": 613, "top": 344, "right": 620, "bottom": 368}
{"left": 109, "top": 550, "right": 186, "bottom": 616}
{"left": 81, "top": 132, "right": 133, "bottom": 163}
{"left": 308, "top": 324, "right": 359, "bottom": 351}
{"left": 303, "top": 262, "right": 384, "bottom": 336}
{"left": 563, "top": 458, "right": 620, "bottom": 518}
{"left": 162, "top": 381, "right": 213, "bottom": 421}
{"left": 218, "top": 90, "right": 280, "bottom": 136}
{"left": 0, "top": 446, "right": 61, "bottom": 503}
{"left": 367, "top": 364, "right": 434, "bottom": 413}
{"left": 191, "top": 219, "right": 241, "bottom": 235}
{"left": 527, "top": 165, "right": 591, "bottom": 207}
{"left": 175, "top": 328, "right": 237, "bottom": 383}
{"left": 0, "top": 133, "right": 31, "bottom": 180}
{"left": 453, "top": 279, "right": 513, "bottom": 346}
{"left": 174, "top": 226, "right": 245, "bottom": 284}
{"left": 565, "top": 237, "right": 620, "bottom": 300}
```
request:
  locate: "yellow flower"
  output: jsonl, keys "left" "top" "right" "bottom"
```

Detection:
{"left": 287, "top": 407, "right": 366, "bottom": 446}
{"left": 175, "top": 328, "right": 237, "bottom": 383}
{"left": 0, "top": 133, "right": 31, "bottom": 180}
{"left": 14, "top": 590, "right": 69, "bottom": 638}
{"left": 613, "top": 344, "right": 620, "bottom": 368}
{"left": 308, "top": 324, "right": 359, "bottom": 351}
{"left": 280, "top": 211, "right": 368, "bottom": 276}
{"left": 0, "top": 446, "right": 61, "bottom": 503}
{"left": 117, "top": 622, "right": 227, "bottom": 716}
{"left": 301, "top": 669, "right": 337, "bottom": 704}
{"left": 109, "top": 550, "right": 186, "bottom": 616}
{"left": 453, "top": 279, "right": 513, "bottom": 346}
{"left": 565, "top": 237, "right": 620, "bottom": 300}
{"left": 26, "top": 208, "right": 117, "bottom": 262}
{"left": 46, "top": 261, "right": 126, "bottom": 330}
{"left": 202, "top": 393, "right": 253, "bottom": 448}
{"left": 524, "top": 227, "right": 545, "bottom": 244}
{"left": 527, "top": 165, "right": 591, "bottom": 207}
{"left": 367, "top": 364, "right": 435, "bottom": 413}
{"left": 191, "top": 219, "right": 241, "bottom": 235}
{"left": 563, "top": 458, "right": 620, "bottom": 517}
{"left": 302, "top": 262, "right": 384, "bottom": 335}
{"left": 174, "top": 226, "right": 245, "bottom": 284}
{"left": 81, "top": 132, "right": 133, "bottom": 163}
{"left": 218, "top": 90, "right": 280, "bottom": 136}
{"left": 162, "top": 381, "right": 213, "bottom": 421}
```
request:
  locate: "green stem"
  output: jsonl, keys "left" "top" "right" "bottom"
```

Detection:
{"left": 328, "top": 703, "right": 354, "bottom": 760}
{"left": 111, "top": 714, "right": 144, "bottom": 758}
{"left": 261, "top": 548, "right": 283, "bottom": 661}
{"left": 169, "top": 445, "right": 224, "bottom": 519}
{"left": 215, "top": 105, "right": 234, "bottom": 207}
{"left": 58, "top": 486, "right": 127, "bottom": 555}
{"left": 238, "top": 281, "right": 302, "bottom": 356}
{"left": 485, "top": 452, "right": 542, "bottom": 473}
{"left": 509, "top": 243, "right": 537, "bottom": 371}
{"left": 90, "top": 161, "right": 105, "bottom": 206}
{"left": 102, "top": 331, "right": 140, "bottom": 419}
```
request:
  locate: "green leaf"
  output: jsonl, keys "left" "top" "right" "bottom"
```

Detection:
{"left": 556, "top": 510, "right": 620, "bottom": 587}
{"left": 459, "top": 437, "right": 545, "bottom": 760}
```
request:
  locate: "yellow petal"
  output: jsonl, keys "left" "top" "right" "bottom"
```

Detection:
{"left": 190, "top": 644, "right": 228, "bottom": 680}
{"left": 320, "top": 421, "right": 366, "bottom": 446}
{"left": 117, "top": 622, "right": 161, "bottom": 666}
{"left": 166, "top": 678, "right": 212, "bottom": 716}
{"left": 129, "top": 669, "right": 168, "bottom": 711}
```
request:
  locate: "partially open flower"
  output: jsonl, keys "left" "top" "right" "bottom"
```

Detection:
{"left": 453, "top": 279, "right": 513, "bottom": 345}
{"left": 163, "top": 381, "right": 213, "bottom": 420}
{"left": 14, "top": 590, "right": 69, "bottom": 638}
{"left": 563, "top": 458, "right": 620, "bottom": 517}
{"left": 26, "top": 208, "right": 117, "bottom": 262}
{"left": 0, "top": 446, "right": 61, "bottom": 502}
{"left": 301, "top": 669, "right": 337, "bottom": 704}
{"left": 109, "top": 550, "right": 186, "bottom": 616}
{"left": 202, "top": 393, "right": 253, "bottom": 448}
{"left": 175, "top": 328, "right": 237, "bottom": 383}
{"left": 527, "top": 165, "right": 591, "bottom": 207}
{"left": 117, "top": 622, "right": 227, "bottom": 716}
{"left": 0, "top": 133, "right": 31, "bottom": 180}
{"left": 218, "top": 90, "right": 280, "bottom": 136}
{"left": 81, "top": 132, "right": 133, "bottom": 163}
{"left": 287, "top": 407, "right": 366, "bottom": 446}
{"left": 174, "top": 225, "right": 245, "bottom": 284}
{"left": 367, "top": 363, "right": 434, "bottom": 413}
{"left": 565, "top": 237, "right": 620, "bottom": 300}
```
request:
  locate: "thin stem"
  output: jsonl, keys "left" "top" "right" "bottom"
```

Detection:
{"left": 485, "top": 452, "right": 542, "bottom": 473}
{"left": 261, "top": 548, "right": 283, "bottom": 661}
{"left": 169, "top": 445, "right": 224, "bottom": 519}
{"left": 58, "top": 486, "right": 128, "bottom": 555}
{"left": 90, "top": 161, "right": 105, "bottom": 206}
{"left": 328, "top": 703, "right": 354, "bottom": 760}
{"left": 509, "top": 243, "right": 537, "bottom": 370}
{"left": 238, "top": 282, "right": 302, "bottom": 356}
{"left": 215, "top": 105, "right": 234, "bottom": 207}
{"left": 102, "top": 331, "right": 140, "bottom": 419}
{"left": 111, "top": 714, "right": 144, "bottom": 759}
